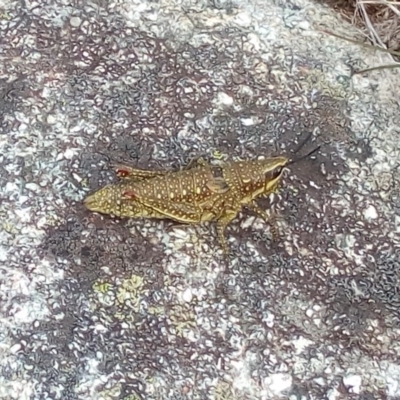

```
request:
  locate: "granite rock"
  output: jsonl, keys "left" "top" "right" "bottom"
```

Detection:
{"left": 0, "top": 0, "right": 400, "bottom": 399}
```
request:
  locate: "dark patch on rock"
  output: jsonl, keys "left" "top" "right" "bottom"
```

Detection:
{"left": 346, "top": 137, "right": 374, "bottom": 163}
{"left": 0, "top": 75, "right": 27, "bottom": 131}
{"left": 360, "top": 392, "right": 384, "bottom": 400}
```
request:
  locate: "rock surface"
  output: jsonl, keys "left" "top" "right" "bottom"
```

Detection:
{"left": 1, "top": 0, "right": 400, "bottom": 399}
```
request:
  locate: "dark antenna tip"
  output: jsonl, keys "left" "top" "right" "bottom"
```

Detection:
{"left": 292, "top": 131, "right": 313, "bottom": 155}
{"left": 288, "top": 145, "right": 321, "bottom": 166}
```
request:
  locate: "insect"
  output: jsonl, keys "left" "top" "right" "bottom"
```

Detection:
{"left": 84, "top": 137, "right": 320, "bottom": 254}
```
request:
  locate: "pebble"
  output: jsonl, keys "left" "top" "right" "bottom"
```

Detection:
{"left": 46, "top": 114, "right": 57, "bottom": 124}
{"left": 217, "top": 92, "right": 233, "bottom": 106}
{"left": 182, "top": 288, "right": 193, "bottom": 303}
{"left": 241, "top": 117, "right": 255, "bottom": 126}
{"left": 314, "top": 377, "right": 325, "bottom": 386}
{"left": 26, "top": 182, "right": 40, "bottom": 192}
{"left": 64, "top": 148, "right": 75, "bottom": 159}
{"left": 343, "top": 374, "right": 362, "bottom": 394}
{"left": 10, "top": 343, "right": 21, "bottom": 353}
{"left": 363, "top": 204, "right": 378, "bottom": 220}
{"left": 70, "top": 16, "right": 82, "bottom": 27}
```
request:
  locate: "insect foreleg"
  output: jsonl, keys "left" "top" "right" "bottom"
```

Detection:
{"left": 245, "top": 201, "right": 280, "bottom": 241}
{"left": 183, "top": 156, "right": 210, "bottom": 170}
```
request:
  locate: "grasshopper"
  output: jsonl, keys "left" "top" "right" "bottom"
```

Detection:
{"left": 84, "top": 141, "right": 319, "bottom": 254}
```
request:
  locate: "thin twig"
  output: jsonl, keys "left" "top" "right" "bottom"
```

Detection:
{"left": 358, "top": 0, "right": 400, "bottom": 18}
{"left": 380, "top": 0, "right": 400, "bottom": 18}
{"left": 359, "top": 0, "right": 400, "bottom": 5}
{"left": 354, "top": 63, "right": 400, "bottom": 73}
{"left": 318, "top": 28, "right": 400, "bottom": 57}
{"left": 318, "top": 28, "right": 400, "bottom": 73}
{"left": 358, "top": 1, "right": 389, "bottom": 49}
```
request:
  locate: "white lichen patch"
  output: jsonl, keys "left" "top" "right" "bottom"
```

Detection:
{"left": 292, "top": 336, "right": 314, "bottom": 355}
{"left": 343, "top": 374, "right": 362, "bottom": 394}
{"left": 363, "top": 204, "right": 378, "bottom": 221}
{"left": 264, "top": 373, "right": 293, "bottom": 396}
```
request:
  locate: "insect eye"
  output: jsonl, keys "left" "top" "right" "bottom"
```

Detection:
{"left": 266, "top": 166, "right": 284, "bottom": 180}
{"left": 274, "top": 167, "right": 283, "bottom": 178}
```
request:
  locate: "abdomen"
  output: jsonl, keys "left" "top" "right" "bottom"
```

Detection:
{"left": 135, "top": 167, "right": 216, "bottom": 205}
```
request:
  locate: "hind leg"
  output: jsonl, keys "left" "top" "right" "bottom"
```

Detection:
{"left": 112, "top": 163, "right": 167, "bottom": 181}
{"left": 215, "top": 209, "right": 241, "bottom": 254}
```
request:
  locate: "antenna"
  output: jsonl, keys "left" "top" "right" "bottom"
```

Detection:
{"left": 288, "top": 145, "right": 320, "bottom": 166}
{"left": 292, "top": 131, "right": 313, "bottom": 155}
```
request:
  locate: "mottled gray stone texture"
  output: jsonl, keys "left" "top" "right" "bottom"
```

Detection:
{"left": 1, "top": 0, "right": 400, "bottom": 399}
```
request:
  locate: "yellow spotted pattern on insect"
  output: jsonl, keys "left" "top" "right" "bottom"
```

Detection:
{"left": 84, "top": 156, "right": 291, "bottom": 254}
